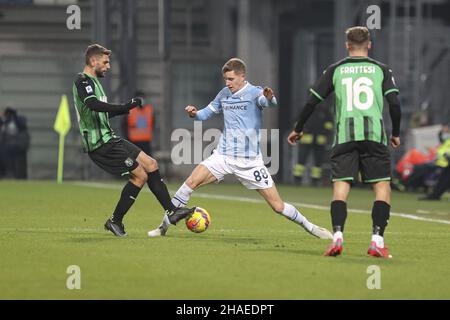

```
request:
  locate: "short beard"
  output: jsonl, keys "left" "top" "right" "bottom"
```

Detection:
{"left": 95, "top": 70, "right": 106, "bottom": 78}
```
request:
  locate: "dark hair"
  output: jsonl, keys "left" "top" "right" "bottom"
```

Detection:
{"left": 222, "top": 58, "right": 246, "bottom": 75}
{"left": 4, "top": 107, "right": 17, "bottom": 117}
{"left": 85, "top": 44, "right": 111, "bottom": 65}
{"left": 346, "top": 26, "right": 370, "bottom": 46}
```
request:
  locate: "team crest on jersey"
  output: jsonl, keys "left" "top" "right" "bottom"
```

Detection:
{"left": 124, "top": 158, "right": 134, "bottom": 168}
{"left": 85, "top": 85, "right": 93, "bottom": 94}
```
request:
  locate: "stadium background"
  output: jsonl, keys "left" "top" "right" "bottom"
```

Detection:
{"left": 1, "top": 0, "right": 450, "bottom": 301}
{"left": 0, "top": 0, "right": 449, "bottom": 183}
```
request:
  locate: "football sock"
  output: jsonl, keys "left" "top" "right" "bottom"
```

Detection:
{"left": 371, "top": 200, "right": 390, "bottom": 237}
{"left": 331, "top": 200, "right": 347, "bottom": 233}
{"left": 147, "top": 170, "right": 176, "bottom": 212}
{"left": 333, "top": 231, "right": 344, "bottom": 243}
{"left": 171, "top": 183, "right": 193, "bottom": 208}
{"left": 281, "top": 203, "right": 314, "bottom": 232}
{"left": 371, "top": 234, "right": 384, "bottom": 248}
{"left": 111, "top": 181, "right": 142, "bottom": 223}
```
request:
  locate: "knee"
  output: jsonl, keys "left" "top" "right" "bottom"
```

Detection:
{"left": 375, "top": 193, "right": 391, "bottom": 203}
{"left": 333, "top": 195, "right": 348, "bottom": 202}
{"left": 131, "top": 166, "right": 148, "bottom": 186}
{"left": 333, "top": 191, "right": 348, "bottom": 202}
{"left": 146, "top": 157, "right": 158, "bottom": 172}
{"left": 374, "top": 182, "right": 391, "bottom": 202}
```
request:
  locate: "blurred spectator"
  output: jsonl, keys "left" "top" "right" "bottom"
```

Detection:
{"left": 396, "top": 148, "right": 437, "bottom": 191}
{"left": 0, "top": 107, "right": 30, "bottom": 179}
{"left": 292, "top": 107, "right": 333, "bottom": 186}
{"left": 410, "top": 111, "right": 429, "bottom": 128}
{"left": 438, "top": 123, "right": 450, "bottom": 144}
{"left": 127, "top": 91, "right": 155, "bottom": 155}
{"left": 419, "top": 137, "right": 450, "bottom": 200}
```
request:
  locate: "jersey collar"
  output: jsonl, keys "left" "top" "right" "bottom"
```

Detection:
{"left": 232, "top": 81, "right": 250, "bottom": 97}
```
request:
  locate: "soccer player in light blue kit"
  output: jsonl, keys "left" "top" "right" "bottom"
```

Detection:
{"left": 148, "top": 58, "right": 332, "bottom": 239}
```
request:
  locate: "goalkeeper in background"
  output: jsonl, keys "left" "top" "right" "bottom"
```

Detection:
{"left": 72, "top": 44, "right": 193, "bottom": 237}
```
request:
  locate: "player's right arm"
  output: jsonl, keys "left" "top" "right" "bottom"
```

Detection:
{"left": 74, "top": 74, "right": 142, "bottom": 114}
{"left": 288, "top": 66, "right": 335, "bottom": 145}
{"left": 185, "top": 105, "right": 199, "bottom": 118}
{"left": 186, "top": 89, "right": 224, "bottom": 121}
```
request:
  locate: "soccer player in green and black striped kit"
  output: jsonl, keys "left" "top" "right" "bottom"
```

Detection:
{"left": 73, "top": 44, "right": 193, "bottom": 237}
{"left": 288, "top": 27, "right": 401, "bottom": 258}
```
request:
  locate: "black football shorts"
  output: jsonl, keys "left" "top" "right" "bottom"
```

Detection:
{"left": 330, "top": 140, "right": 391, "bottom": 183}
{"left": 89, "top": 138, "right": 142, "bottom": 176}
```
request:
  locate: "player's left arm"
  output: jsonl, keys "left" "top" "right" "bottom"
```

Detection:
{"left": 382, "top": 65, "right": 401, "bottom": 147}
{"left": 386, "top": 93, "right": 401, "bottom": 148}
{"left": 257, "top": 87, "right": 278, "bottom": 108}
{"left": 287, "top": 93, "right": 322, "bottom": 145}
{"left": 108, "top": 110, "right": 130, "bottom": 118}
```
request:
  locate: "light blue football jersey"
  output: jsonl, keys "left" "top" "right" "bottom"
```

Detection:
{"left": 195, "top": 82, "right": 277, "bottom": 158}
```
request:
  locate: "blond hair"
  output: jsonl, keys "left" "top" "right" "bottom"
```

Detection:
{"left": 222, "top": 58, "right": 246, "bottom": 75}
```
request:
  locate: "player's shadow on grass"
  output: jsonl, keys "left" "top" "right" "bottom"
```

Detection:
{"left": 174, "top": 233, "right": 270, "bottom": 244}
{"left": 66, "top": 236, "right": 121, "bottom": 243}
{"left": 251, "top": 247, "right": 399, "bottom": 264}
{"left": 250, "top": 247, "right": 322, "bottom": 257}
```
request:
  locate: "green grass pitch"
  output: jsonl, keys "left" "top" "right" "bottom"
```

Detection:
{"left": 0, "top": 180, "right": 449, "bottom": 299}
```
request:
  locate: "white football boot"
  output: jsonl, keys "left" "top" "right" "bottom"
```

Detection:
{"left": 303, "top": 224, "right": 333, "bottom": 240}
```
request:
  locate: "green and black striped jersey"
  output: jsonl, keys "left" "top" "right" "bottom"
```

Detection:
{"left": 72, "top": 73, "right": 117, "bottom": 152}
{"left": 310, "top": 56, "right": 399, "bottom": 146}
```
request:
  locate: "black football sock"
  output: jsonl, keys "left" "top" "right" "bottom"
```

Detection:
{"left": 111, "top": 181, "right": 142, "bottom": 223}
{"left": 147, "top": 170, "right": 176, "bottom": 212}
{"left": 331, "top": 200, "right": 347, "bottom": 233}
{"left": 371, "top": 201, "right": 390, "bottom": 237}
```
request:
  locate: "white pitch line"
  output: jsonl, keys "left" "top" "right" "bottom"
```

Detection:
{"left": 0, "top": 227, "right": 100, "bottom": 233}
{"left": 71, "top": 182, "right": 450, "bottom": 225}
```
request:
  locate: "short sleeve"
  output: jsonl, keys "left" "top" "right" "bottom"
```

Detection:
{"left": 207, "top": 88, "right": 225, "bottom": 114}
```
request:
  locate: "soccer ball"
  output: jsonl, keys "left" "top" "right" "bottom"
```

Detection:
{"left": 185, "top": 207, "right": 211, "bottom": 233}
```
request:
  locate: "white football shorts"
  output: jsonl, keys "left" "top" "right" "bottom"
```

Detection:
{"left": 200, "top": 150, "right": 274, "bottom": 190}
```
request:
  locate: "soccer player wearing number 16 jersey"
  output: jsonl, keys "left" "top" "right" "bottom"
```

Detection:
{"left": 288, "top": 27, "right": 402, "bottom": 258}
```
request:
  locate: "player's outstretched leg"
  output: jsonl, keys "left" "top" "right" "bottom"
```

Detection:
{"left": 148, "top": 180, "right": 196, "bottom": 237}
{"left": 136, "top": 151, "right": 187, "bottom": 216}
{"left": 148, "top": 164, "right": 217, "bottom": 237}
{"left": 171, "top": 182, "right": 194, "bottom": 208}
{"left": 257, "top": 187, "right": 332, "bottom": 240}
{"left": 147, "top": 206, "right": 195, "bottom": 237}
{"left": 147, "top": 182, "right": 195, "bottom": 236}
{"left": 282, "top": 202, "right": 333, "bottom": 239}
{"left": 146, "top": 170, "right": 195, "bottom": 231}
{"left": 147, "top": 169, "right": 177, "bottom": 212}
